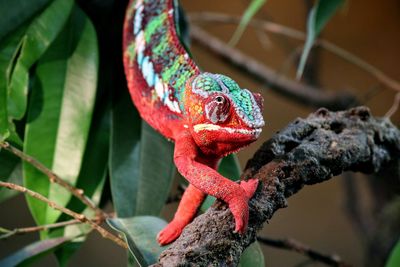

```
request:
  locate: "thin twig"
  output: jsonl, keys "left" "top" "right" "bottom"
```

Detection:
{"left": 189, "top": 12, "right": 400, "bottom": 93}
{"left": 0, "top": 181, "right": 127, "bottom": 249}
{"left": 190, "top": 25, "right": 357, "bottom": 110}
{"left": 384, "top": 92, "right": 400, "bottom": 118}
{"left": 0, "top": 142, "right": 105, "bottom": 218}
{"left": 0, "top": 219, "right": 82, "bottom": 239}
{"left": 257, "top": 236, "right": 351, "bottom": 267}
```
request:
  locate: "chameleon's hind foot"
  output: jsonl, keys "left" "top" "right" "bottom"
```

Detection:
{"left": 157, "top": 220, "right": 185, "bottom": 246}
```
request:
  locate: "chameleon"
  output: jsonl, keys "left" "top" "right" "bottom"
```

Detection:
{"left": 122, "top": 0, "right": 265, "bottom": 245}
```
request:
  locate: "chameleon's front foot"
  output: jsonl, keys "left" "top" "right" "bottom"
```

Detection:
{"left": 157, "top": 219, "right": 185, "bottom": 245}
{"left": 227, "top": 179, "right": 259, "bottom": 233}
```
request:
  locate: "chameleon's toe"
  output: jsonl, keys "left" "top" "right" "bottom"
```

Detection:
{"left": 157, "top": 220, "right": 185, "bottom": 246}
{"left": 239, "top": 179, "right": 259, "bottom": 198}
{"left": 227, "top": 193, "right": 249, "bottom": 234}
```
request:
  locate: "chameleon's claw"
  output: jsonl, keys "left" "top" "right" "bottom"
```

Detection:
{"left": 228, "top": 179, "right": 259, "bottom": 234}
{"left": 157, "top": 220, "right": 185, "bottom": 246}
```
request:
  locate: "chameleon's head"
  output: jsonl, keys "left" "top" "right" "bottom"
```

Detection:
{"left": 184, "top": 72, "right": 265, "bottom": 156}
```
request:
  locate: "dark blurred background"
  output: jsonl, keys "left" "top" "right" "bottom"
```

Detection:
{"left": 1, "top": 0, "right": 399, "bottom": 266}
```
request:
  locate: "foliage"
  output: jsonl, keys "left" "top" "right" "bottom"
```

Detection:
{"left": 297, "top": 0, "right": 345, "bottom": 78}
{"left": 386, "top": 239, "right": 400, "bottom": 267}
{"left": 229, "top": 0, "right": 267, "bottom": 46}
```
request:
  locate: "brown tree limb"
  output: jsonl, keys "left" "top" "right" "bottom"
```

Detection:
{"left": 257, "top": 236, "right": 349, "bottom": 267}
{"left": 190, "top": 12, "right": 400, "bottom": 94}
{"left": 0, "top": 181, "right": 127, "bottom": 249}
{"left": 190, "top": 25, "right": 357, "bottom": 110}
{"left": 154, "top": 107, "right": 400, "bottom": 266}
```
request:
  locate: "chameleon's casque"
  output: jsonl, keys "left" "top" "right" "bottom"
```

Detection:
{"left": 123, "top": 0, "right": 265, "bottom": 245}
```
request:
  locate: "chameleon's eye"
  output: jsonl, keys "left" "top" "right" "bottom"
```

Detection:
{"left": 215, "top": 95, "right": 225, "bottom": 104}
{"left": 205, "top": 94, "right": 230, "bottom": 124}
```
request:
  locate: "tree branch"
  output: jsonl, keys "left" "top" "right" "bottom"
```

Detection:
{"left": 0, "top": 219, "right": 82, "bottom": 239}
{"left": 153, "top": 106, "right": 400, "bottom": 266}
{"left": 190, "top": 12, "right": 400, "bottom": 94}
{"left": 257, "top": 236, "right": 350, "bottom": 267}
{"left": 0, "top": 142, "right": 105, "bottom": 218}
{"left": 0, "top": 181, "right": 127, "bottom": 249}
{"left": 190, "top": 25, "right": 357, "bottom": 110}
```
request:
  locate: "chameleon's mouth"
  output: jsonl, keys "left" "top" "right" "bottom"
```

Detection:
{"left": 193, "top": 123, "right": 262, "bottom": 138}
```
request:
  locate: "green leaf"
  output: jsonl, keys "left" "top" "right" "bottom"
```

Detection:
{"left": 219, "top": 154, "right": 241, "bottom": 180}
{"left": 201, "top": 154, "right": 241, "bottom": 212}
{"left": 0, "top": 0, "right": 52, "bottom": 41}
{"left": 110, "top": 95, "right": 175, "bottom": 217}
{"left": 109, "top": 88, "right": 142, "bottom": 217}
{"left": 297, "top": 0, "right": 344, "bottom": 79}
{"left": 52, "top": 104, "right": 110, "bottom": 266}
{"left": 0, "top": 149, "right": 19, "bottom": 182}
{"left": 0, "top": 26, "right": 27, "bottom": 141}
{"left": 0, "top": 143, "right": 21, "bottom": 202}
{"left": 23, "top": 5, "right": 99, "bottom": 226}
{"left": 386, "top": 239, "right": 400, "bottom": 267}
{"left": 62, "top": 104, "right": 110, "bottom": 216}
{"left": 229, "top": 0, "right": 266, "bottom": 46}
{"left": 7, "top": 0, "right": 74, "bottom": 120}
{"left": 238, "top": 241, "right": 265, "bottom": 267}
{"left": 135, "top": 122, "right": 175, "bottom": 215}
{"left": 0, "top": 237, "right": 70, "bottom": 267}
{"left": 107, "top": 216, "right": 168, "bottom": 266}
{"left": 0, "top": 163, "right": 22, "bottom": 203}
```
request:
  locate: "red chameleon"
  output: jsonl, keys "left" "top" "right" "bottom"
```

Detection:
{"left": 123, "top": 0, "right": 265, "bottom": 245}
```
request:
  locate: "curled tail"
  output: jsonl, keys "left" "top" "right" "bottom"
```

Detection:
{"left": 123, "top": 0, "right": 200, "bottom": 139}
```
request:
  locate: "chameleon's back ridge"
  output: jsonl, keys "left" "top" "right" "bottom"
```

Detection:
{"left": 123, "top": 0, "right": 200, "bottom": 139}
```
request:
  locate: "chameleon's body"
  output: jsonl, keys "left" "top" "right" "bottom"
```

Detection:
{"left": 123, "top": 0, "right": 265, "bottom": 245}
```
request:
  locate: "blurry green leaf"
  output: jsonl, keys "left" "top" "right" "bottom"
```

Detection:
{"left": 0, "top": 0, "right": 52, "bottom": 41}
{"left": 386, "top": 239, "right": 400, "bottom": 267}
{"left": 297, "top": 0, "right": 344, "bottom": 79}
{"left": 238, "top": 241, "right": 265, "bottom": 267}
{"left": 219, "top": 154, "right": 241, "bottom": 180}
{"left": 23, "top": 5, "right": 98, "bottom": 226}
{"left": 7, "top": 0, "right": 74, "bottom": 120}
{"left": 201, "top": 154, "right": 241, "bottom": 212}
{"left": 0, "top": 237, "right": 70, "bottom": 267}
{"left": 135, "top": 122, "right": 175, "bottom": 215}
{"left": 109, "top": 88, "right": 142, "bottom": 217}
{"left": 229, "top": 0, "right": 266, "bottom": 46}
{"left": 108, "top": 216, "right": 168, "bottom": 266}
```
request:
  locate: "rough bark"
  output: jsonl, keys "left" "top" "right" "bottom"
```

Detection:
{"left": 153, "top": 106, "right": 400, "bottom": 267}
